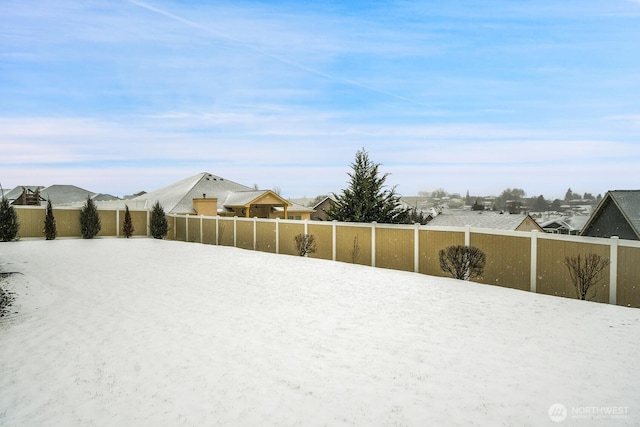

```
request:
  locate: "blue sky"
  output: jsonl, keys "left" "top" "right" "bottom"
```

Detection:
{"left": 1, "top": 0, "right": 639, "bottom": 199}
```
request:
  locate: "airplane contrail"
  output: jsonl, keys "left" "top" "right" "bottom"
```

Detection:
{"left": 126, "top": 0, "right": 432, "bottom": 108}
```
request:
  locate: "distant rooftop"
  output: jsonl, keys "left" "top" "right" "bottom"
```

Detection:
{"left": 426, "top": 209, "right": 541, "bottom": 231}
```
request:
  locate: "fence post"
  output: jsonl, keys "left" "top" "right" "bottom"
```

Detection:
{"left": 253, "top": 217, "right": 257, "bottom": 250}
{"left": 185, "top": 214, "right": 189, "bottom": 242}
{"left": 173, "top": 216, "right": 177, "bottom": 240}
{"left": 275, "top": 218, "right": 280, "bottom": 254}
{"left": 116, "top": 208, "right": 120, "bottom": 237}
{"left": 304, "top": 218, "right": 308, "bottom": 235}
{"left": 233, "top": 216, "right": 237, "bottom": 248}
{"left": 332, "top": 220, "right": 337, "bottom": 261}
{"left": 371, "top": 222, "right": 377, "bottom": 267}
{"left": 200, "top": 215, "right": 203, "bottom": 244}
{"left": 530, "top": 230, "right": 538, "bottom": 293}
{"left": 609, "top": 236, "right": 619, "bottom": 305}
{"left": 215, "top": 216, "right": 219, "bottom": 245}
{"left": 414, "top": 223, "right": 420, "bottom": 273}
{"left": 465, "top": 225, "right": 471, "bottom": 246}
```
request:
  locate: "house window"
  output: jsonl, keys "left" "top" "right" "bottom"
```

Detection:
{"left": 288, "top": 215, "right": 302, "bottom": 220}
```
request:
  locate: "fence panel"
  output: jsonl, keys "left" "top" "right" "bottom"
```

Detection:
{"left": 15, "top": 207, "right": 46, "bottom": 238}
{"left": 376, "top": 227, "right": 414, "bottom": 272}
{"left": 54, "top": 209, "right": 82, "bottom": 237}
{"left": 537, "top": 238, "right": 610, "bottom": 303}
{"left": 97, "top": 210, "right": 117, "bottom": 238}
{"left": 418, "top": 229, "right": 465, "bottom": 277}
{"left": 256, "top": 220, "right": 276, "bottom": 253}
{"left": 279, "top": 221, "right": 305, "bottom": 256}
{"left": 174, "top": 216, "right": 186, "bottom": 242}
{"left": 217, "top": 218, "right": 235, "bottom": 247}
{"left": 127, "top": 210, "right": 148, "bottom": 237}
{"left": 617, "top": 244, "right": 640, "bottom": 307}
{"left": 162, "top": 215, "right": 175, "bottom": 241}
{"left": 202, "top": 217, "right": 217, "bottom": 245}
{"left": 308, "top": 223, "right": 333, "bottom": 261}
{"left": 236, "top": 219, "right": 254, "bottom": 250}
{"left": 336, "top": 224, "right": 371, "bottom": 266}
{"left": 187, "top": 216, "right": 201, "bottom": 242}
{"left": 471, "top": 232, "right": 531, "bottom": 291}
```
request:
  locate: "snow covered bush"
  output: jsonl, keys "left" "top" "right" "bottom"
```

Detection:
{"left": 79, "top": 196, "right": 101, "bottom": 239}
{"left": 439, "top": 245, "right": 486, "bottom": 280}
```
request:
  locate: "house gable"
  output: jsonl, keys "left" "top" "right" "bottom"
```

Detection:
{"left": 311, "top": 196, "right": 334, "bottom": 221}
{"left": 515, "top": 215, "right": 544, "bottom": 232}
{"left": 247, "top": 191, "right": 291, "bottom": 207}
{"left": 581, "top": 192, "right": 640, "bottom": 240}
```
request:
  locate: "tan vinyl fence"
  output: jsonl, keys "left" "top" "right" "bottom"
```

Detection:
{"left": 13, "top": 206, "right": 640, "bottom": 308}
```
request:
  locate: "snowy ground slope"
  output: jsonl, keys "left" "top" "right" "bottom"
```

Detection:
{"left": 0, "top": 239, "right": 638, "bottom": 427}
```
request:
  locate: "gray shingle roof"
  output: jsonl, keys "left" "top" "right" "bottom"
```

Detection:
{"left": 426, "top": 210, "right": 533, "bottom": 230}
{"left": 132, "top": 172, "right": 253, "bottom": 214}
{"left": 223, "top": 190, "right": 271, "bottom": 207}
{"left": 539, "top": 215, "right": 590, "bottom": 233}
{"left": 131, "top": 172, "right": 312, "bottom": 215}
{"left": 609, "top": 190, "right": 640, "bottom": 236}
{"left": 40, "top": 185, "right": 94, "bottom": 205}
{"left": 4, "top": 186, "right": 44, "bottom": 200}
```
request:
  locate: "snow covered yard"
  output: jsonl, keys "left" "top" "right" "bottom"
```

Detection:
{"left": 0, "top": 239, "right": 639, "bottom": 427}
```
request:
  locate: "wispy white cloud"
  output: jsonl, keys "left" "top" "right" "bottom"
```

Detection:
{"left": 1, "top": 0, "right": 638, "bottom": 198}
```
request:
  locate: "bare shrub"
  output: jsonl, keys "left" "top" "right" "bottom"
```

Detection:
{"left": 351, "top": 235, "right": 360, "bottom": 263}
{"left": 564, "top": 253, "right": 610, "bottom": 300}
{"left": 294, "top": 234, "right": 317, "bottom": 257}
{"left": 439, "top": 245, "right": 486, "bottom": 280}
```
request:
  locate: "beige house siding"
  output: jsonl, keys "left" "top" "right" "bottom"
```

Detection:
{"left": 516, "top": 216, "right": 544, "bottom": 232}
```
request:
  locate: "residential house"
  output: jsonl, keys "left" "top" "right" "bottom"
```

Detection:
{"left": 539, "top": 215, "right": 590, "bottom": 235}
{"left": 5, "top": 186, "right": 44, "bottom": 205}
{"left": 580, "top": 190, "right": 640, "bottom": 240}
{"left": 8, "top": 185, "right": 118, "bottom": 206}
{"left": 131, "top": 172, "right": 314, "bottom": 220}
{"left": 426, "top": 209, "right": 544, "bottom": 232}
{"left": 40, "top": 185, "right": 118, "bottom": 205}
{"left": 8, "top": 186, "right": 45, "bottom": 205}
{"left": 310, "top": 196, "right": 335, "bottom": 221}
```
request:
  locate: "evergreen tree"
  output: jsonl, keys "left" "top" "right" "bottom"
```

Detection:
{"left": 150, "top": 201, "right": 168, "bottom": 239}
{"left": 327, "top": 148, "right": 409, "bottom": 224}
{"left": 79, "top": 196, "right": 101, "bottom": 239}
{"left": 406, "top": 207, "right": 429, "bottom": 225}
{"left": 564, "top": 188, "right": 573, "bottom": 202}
{"left": 44, "top": 199, "right": 57, "bottom": 240}
{"left": 122, "top": 205, "right": 134, "bottom": 238}
{"left": 531, "top": 195, "right": 549, "bottom": 213}
{"left": 0, "top": 190, "right": 19, "bottom": 242}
